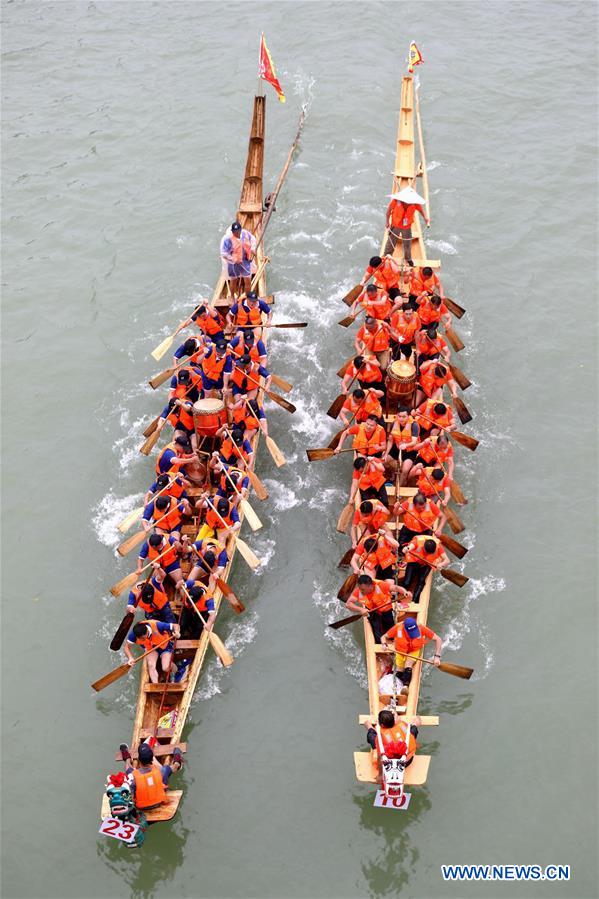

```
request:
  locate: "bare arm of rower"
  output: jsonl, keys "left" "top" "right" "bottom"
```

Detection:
{"left": 345, "top": 595, "right": 368, "bottom": 617}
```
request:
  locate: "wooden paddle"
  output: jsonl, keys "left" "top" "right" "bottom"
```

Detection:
{"left": 117, "top": 505, "right": 184, "bottom": 556}
{"left": 190, "top": 549, "right": 245, "bottom": 615}
{"left": 445, "top": 326, "right": 465, "bottom": 353}
{"left": 181, "top": 585, "right": 233, "bottom": 667}
{"left": 416, "top": 411, "right": 479, "bottom": 452}
{"left": 150, "top": 300, "right": 207, "bottom": 362}
{"left": 397, "top": 499, "right": 468, "bottom": 559}
{"left": 222, "top": 428, "right": 269, "bottom": 500}
{"left": 421, "top": 468, "right": 465, "bottom": 535}
{"left": 306, "top": 446, "right": 355, "bottom": 462}
{"left": 443, "top": 296, "right": 466, "bottom": 319}
{"left": 453, "top": 396, "right": 472, "bottom": 425}
{"left": 117, "top": 477, "right": 179, "bottom": 533}
{"left": 203, "top": 497, "right": 261, "bottom": 570}
{"left": 109, "top": 612, "right": 135, "bottom": 652}
{"left": 230, "top": 362, "right": 296, "bottom": 414}
{"left": 337, "top": 503, "right": 354, "bottom": 534}
{"left": 406, "top": 549, "right": 469, "bottom": 587}
{"left": 450, "top": 481, "right": 467, "bottom": 506}
{"left": 140, "top": 427, "right": 162, "bottom": 456}
{"left": 143, "top": 413, "right": 162, "bottom": 439}
{"left": 341, "top": 283, "right": 366, "bottom": 307}
{"left": 149, "top": 352, "right": 201, "bottom": 390}
{"left": 220, "top": 465, "right": 262, "bottom": 532}
{"left": 109, "top": 546, "right": 174, "bottom": 598}
{"left": 328, "top": 359, "right": 365, "bottom": 419}
{"left": 338, "top": 307, "right": 365, "bottom": 328}
{"left": 336, "top": 356, "right": 354, "bottom": 378}
{"left": 427, "top": 334, "right": 470, "bottom": 390}
{"left": 338, "top": 547, "right": 354, "bottom": 569}
{"left": 328, "top": 594, "right": 403, "bottom": 630}
{"left": 270, "top": 373, "right": 293, "bottom": 393}
{"left": 379, "top": 650, "right": 473, "bottom": 680}
{"left": 91, "top": 634, "right": 173, "bottom": 692}
{"left": 263, "top": 322, "right": 307, "bottom": 329}
{"left": 242, "top": 400, "right": 286, "bottom": 467}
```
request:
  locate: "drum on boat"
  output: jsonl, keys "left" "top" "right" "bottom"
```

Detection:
{"left": 386, "top": 360, "right": 416, "bottom": 408}
{"left": 193, "top": 398, "right": 226, "bottom": 437}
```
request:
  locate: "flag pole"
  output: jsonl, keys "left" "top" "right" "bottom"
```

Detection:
{"left": 257, "top": 33, "right": 263, "bottom": 98}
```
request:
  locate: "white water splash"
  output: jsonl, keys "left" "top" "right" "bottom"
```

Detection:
{"left": 197, "top": 611, "right": 260, "bottom": 701}
{"left": 264, "top": 480, "right": 301, "bottom": 511}
{"left": 442, "top": 575, "right": 506, "bottom": 678}
{"left": 312, "top": 582, "right": 367, "bottom": 688}
{"left": 91, "top": 490, "right": 144, "bottom": 548}
{"left": 428, "top": 239, "right": 458, "bottom": 255}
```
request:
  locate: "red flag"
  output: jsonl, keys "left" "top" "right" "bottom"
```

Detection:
{"left": 258, "top": 34, "right": 286, "bottom": 103}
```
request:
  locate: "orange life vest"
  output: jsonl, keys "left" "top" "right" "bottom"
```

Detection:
{"left": 173, "top": 367, "right": 202, "bottom": 398}
{"left": 390, "top": 416, "right": 418, "bottom": 448}
{"left": 357, "top": 322, "right": 390, "bottom": 352}
{"left": 355, "top": 499, "right": 390, "bottom": 532}
{"left": 218, "top": 466, "right": 245, "bottom": 494}
{"left": 232, "top": 403, "right": 261, "bottom": 430}
{"left": 410, "top": 268, "right": 440, "bottom": 295}
{"left": 195, "top": 310, "right": 224, "bottom": 336}
{"left": 137, "top": 583, "right": 169, "bottom": 614}
{"left": 360, "top": 289, "right": 393, "bottom": 321}
{"left": 417, "top": 466, "right": 450, "bottom": 498}
{"left": 163, "top": 473, "right": 186, "bottom": 499}
{"left": 231, "top": 363, "right": 261, "bottom": 392}
{"left": 348, "top": 359, "right": 382, "bottom": 384}
{"left": 155, "top": 443, "right": 176, "bottom": 477}
{"left": 342, "top": 390, "right": 382, "bottom": 422}
{"left": 152, "top": 497, "right": 183, "bottom": 531}
{"left": 404, "top": 534, "right": 444, "bottom": 566}
{"left": 390, "top": 310, "right": 421, "bottom": 343}
{"left": 377, "top": 720, "right": 417, "bottom": 760}
{"left": 231, "top": 340, "right": 262, "bottom": 363}
{"left": 167, "top": 402, "right": 194, "bottom": 432}
{"left": 401, "top": 499, "right": 440, "bottom": 532}
{"left": 206, "top": 505, "right": 234, "bottom": 530}
{"left": 416, "top": 401, "right": 454, "bottom": 432}
{"left": 352, "top": 423, "right": 386, "bottom": 454}
{"left": 417, "top": 297, "right": 448, "bottom": 325}
{"left": 355, "top": 461, "right": 386, "bottom": 491}
{"left": 219, "top": 436, "right": 248, "bottom": 464}
{"left": 388, "top": 200, "right": 422, "bottom": 230}
{"left": 229, "top": 233, "right": 252, "bottom": 264}
{"left": 357, "top": 537, "right": 396, "bottom": 571}
{"left": 419, "top": 360, "right": 451, "bottom": 398}
{"left": 235, "top": 303, "right": 263, "bottom": 328}
{"left": 417, "top": 437, "right": 453, "bottom": 466}
{"left": 132, "top": 766, "right": 167, "bottom": 809}
{"left": 134, "top": 620, "right": 172, "bottom": 652}
{"left": 416, "top": 331, "right": 446, "bottom": 357}
{"left": 202, "top": 349, "right": 229, "bottom": 381}
{"left": 368, "top": 256, "right": 401, "bottom": 291}
{"left": 360, "top": 580, "right": 393, "bottom": 613}
{"left": 148, "top": 538, "right": 179, "bottom": 569}
{"left": 185, "top": 580, "right": 212, "bottom": 613}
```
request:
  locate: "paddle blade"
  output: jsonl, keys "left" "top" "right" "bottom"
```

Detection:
{"left": 337, "top": 503, "right": 354, "bottom": 535}
{"left": 338, "top": 547, "right": 354, "bottom": 569}
{"left": 454, "top": 397, "right": 472, "bottom": 425}
{"left": 117, "top": 528, "right": 147, "bottom": 557}
{"left": 271, "top": 322, "right": 307, "bottom": 329}
{"left": 445, "top": 505, "right": 465, "bottom": 535}
{"left": 91, "top": 662, "right": 131, "bottom": 693}
{"left": 306, "top": 447, "right": 335, "bottom": 462}
{"left": 208, "top": 631, "right": 234, "bottom": 667}
{"left": 110, "top": 570, "right": 139, "bottom": 598}
{"left": 445, "top": 327, "right": 465, "bottom": 353}
{"left": 151, "top": 335, "right": 174, "bottom": 362}
{"left": 110, "top": 613, "right": 135, "bottom": 651}
{"left": 449, "top": 363, "right": 471, "bottom": 391}
{"left": 438, "top": 660, "right": 473, "bottom": 679}
{"left": 140, "top": 429, "right": 161, "bottom": 456}
{"left": 450, "top": 430, "right": 479, "bottom": 452}
{"left": 235, "top": 537, "right": 261, "bottom": 570}
{"left": 328, "top": 612, "right": 362, "bottom": 630}
{"left": 439, "top": 533, "right": 468, "bottom": 560}
{"left": 342, "top": 283, "right": 363, "bottom": 307}
{"left": 149, "top": 367, "right": 174, "bottom": 390}
{"left": 327, "top": 394, "right": 346, "bottom": 420}
{"left": 441, "top": 568, "right": 469, "bottom": 588}
{"left": 337, "top": 572, "right": 357, "bottom": 601}
{"left": 240, "top": 498, "right": 262, "bottom": 532}
{"left": 117, "top": 506, "right": 143, "bottom": 534}
{"left": 444, "top": 297, "right": 465, "bottom": 319}
{"left": 143, "top": 415, "right": 161, "bottom": 438}
{"left": 266, "top": 390, "right": 296, "bottom": 414}
{"left": 216, "top": 577, "right": 245, "bottom": 614}
{"left": 337, "top": 358, "right": 352, "bottom": 378}
{"left": 450, "top": 481, "right": 468, "bottom": 506}
{"left": 270, "top": 373, "right": 293, "bottom": 393}
{"left": 338, "top": 314, "right": 356, "bottom": 328}
{"left": 247, "top": 468, "right": 269, "bottom": 501}
{"left": 265, "top": 435, "right": 286, "bottom": 468}
{"left": 328, "top": 429, "right": 343, "bottom": 451}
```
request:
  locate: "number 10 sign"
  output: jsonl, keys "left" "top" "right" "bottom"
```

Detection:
{"left": 99, "top": 816, "right": 140, "bottom": 844}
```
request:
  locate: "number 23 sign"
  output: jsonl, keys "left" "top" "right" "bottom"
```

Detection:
{"left": 99, "top": 816, "right": 140, "bottom": 844}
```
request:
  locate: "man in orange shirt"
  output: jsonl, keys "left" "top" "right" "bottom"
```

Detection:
{"left": 349, "top": 456, "right": 389, "bottom": 507}
{"left": 355, "top": 316, "right": 391, "bottom": 370}
{"left": 335, "top": 414, "right": 387, "bottom": 458}
{"left": 351, "top": 499, "right": 391, "bottom": 548}
{"left": 340, "top": 387, "right": 384, "bottom": 426}
{"left": 345, "top": 574, "right": 411, "bottom": 642}
{"left": 401, "top": 535, "right": 450, "bottom": 603}
{"left": 362, "top": 255, "right": 402, "bottom": 293}
{"left": 385, "top": 190, "right": 430, "bottom": 262}
{"left": 389, "top": 303, "right": 421, "bottom": 360}
{"left": 381, "top": 616, "right": 442, "bottom": 687}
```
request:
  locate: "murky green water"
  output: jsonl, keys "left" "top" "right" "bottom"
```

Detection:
{"left": 2, "top": 2, "right": 597, "bottom": 897}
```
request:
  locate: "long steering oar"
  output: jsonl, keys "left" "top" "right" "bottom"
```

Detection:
{"left": 380, "top": 650, "right": 473, "bottom": 680}
{"left": 91, "top": 634, "right": 172, "bottom": 692}
{"left": 222, "top": 428, "right": 269, "bottom": 500}
{"left": 181, "top": 584, "right": 234, "bottom": 667}
{"left": 203, "top": 497, "right": 261, "bottom": 571}
{"left": 221, "top": 465, "right": 263, "bottom": 532}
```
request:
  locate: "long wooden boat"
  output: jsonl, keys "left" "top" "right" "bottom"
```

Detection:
{"left": 334, "top": 74, "right": 470, "bottom": 798}
{"left": 100, "top": 93, "right": 276, "bottom": 824}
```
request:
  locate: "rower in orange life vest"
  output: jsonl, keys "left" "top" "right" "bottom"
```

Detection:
{"left": 119, "top": 739, "right": 184, "bottom": 812}
{"left": 180, "top": 303, "right": 225, "bottom": 343}
{"left": 180, "top": 581, "right": 216, "bottom": 639}
{"left": 168, "top": 367, "right": 203, "bottom": 405}
{"left": 216, "top": 426, "right": 253, "bottom": 468}
{"left": 344, "top": 574, "right": 410, "bottom": 642}
{"left": 196, "top": 495, "right": 241, "bottom": 543}
{"left": 144, "top": 472, "right": 192, "bottom": 509}
{"left": 415, "top": 399, "right": 456, "bottom": 437}
{"left": 341, "top": 354, "right": 385, "bottom": 394}
{"left": 410, "top": 462, "right": 451, "bottom": 505}
{"left": 363, "top": 708, "right": 420, "bottom": 764}
{"left": 209, "top": 455, "right": 251, "bottom": 509}
{"left": 414, "top": 432, "right": 455, "bottom": 479}
{"left": 384, "top": 407, "right": 421, "bottom": 484}
{"left": 389, "top": 302, "right": 421, "bottom": 360}
{"left": 229, "top": 328, "right": 267, "bottom": 366}
{"left": 124, "top": 618, "right": 180, "bottom": 684}
{"left": 401, "top": 535, "right": 450, "bottom": 603}
{"left": 416, "top": 293, "right": 451, "bottom": 331}
{"left": 349, "top": 456, "right": 389, "bottom": 507}
{"left": 188, "top": 537, "right": 229, "bottom": 591}
{"left": 141, "top": 493, "right": 192, "bottom": 541}
{"left": 381, "top": 616, "right": 443, "bottom": 687}
{"left": 409, "top": 265, "right": 444, "bottom": 301}
{"left": 361, "top": 254, "right": 402, "bottom": 294}
{"left": 350, "top": 532, "right": 399, "bottom": 581}
{"left": 155, "top": 435, "right": 206, "bottom": 485}
{"left": 355, "top": 315, "right": 391, "bottom": 370}
{"left": 126, "top": 564, "right": 176, "bottom": 624}
{"left": 351, "top": 498, "right": 392, "bottom": 548}
{"left": 227, "top": 396, "right": 267, "bottom": 442}
{"left": 415, "top": 360, "right": 458, "bottom": 407}
{"left": 393, "top": 490, "right": 446, "bottom": 549}
{"left": 220, "top": 220, "right": 256, "bottom": 297}
{"left": 227, "top": 353, "right": 271, "bottom": 402}
{"left": 156, "top": 397, "right": 197, "bottom": 451}
{"left": 415, "top": 326, "right": 450, "bottom": 364}
{"left": 227, "top": 290, "right": 271, "bottom": 341}
{"left": 137, "top": 532, "right": 185, "bottom": 590}
{"left": 334, "top": 413, "right": 387, "bottom": 458}
{"left": 339, "top": 387, "right": 384, "bottom": 426}
{"left": 171, "top": 335, "right": 206, "bottom": 369}
{"left": 351, "top": 283, "right": 393, "bottom": 322}
{"left": 385, "top": 187, "right": 430, "bottom": 262}
{"left": 199, "top": 339, "right": 233, "bottom": 398}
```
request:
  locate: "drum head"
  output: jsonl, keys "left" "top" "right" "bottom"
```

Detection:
{"left": 391, "top": 360, "right": 416, "bottom": 378}
{"left": 193, "top": 398, "right": 225, "bottom": 414}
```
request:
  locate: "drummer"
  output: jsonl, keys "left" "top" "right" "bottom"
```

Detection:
{"left": 199, "top": 339, "right": 233, "bottom": 398}
{"left": 389, "top": 302, "right": 421, "bottom": 360}
{"left": 341, "top": 355, "right": 385, "bottom": 395}
{"left": 384, "top": 407, "right": 421, "bottom": 485}
{"left": 228, "top": 395, "right": 267, "bottom": 442}
{"left": 155, "top": 397, "right": 198, "bottom": 451}
{"left": 355, "top": 316, "right": 391, "bottom": 371}
{"left": 228, "top": 353, "right": 271, "bottom": 401}
{"left": 229, "top": 329, "right": 267, "bottom": 367}
{"left": 339, "top": 387, "right": 384, "bottom": 426}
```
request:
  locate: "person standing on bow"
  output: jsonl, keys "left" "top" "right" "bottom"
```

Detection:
{"left": 220, "top": 220, "right": 256, "bottom": 297}
{"left": 384, "top": 186, "right": 430, "bottom": 263}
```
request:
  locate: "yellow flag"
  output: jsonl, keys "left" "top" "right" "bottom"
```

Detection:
{"left": 408, "top": 42, "right": 423, "bottom": 74}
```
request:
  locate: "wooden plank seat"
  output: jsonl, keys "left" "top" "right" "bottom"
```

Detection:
{"left": 358, "top": 714, "right": 438, "bottom": 726}
{"left": 144, "top": 683, "right": 187, "bottom": 693}
{"left": 113, "top": 742, "right": 187, "bottom": 761}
